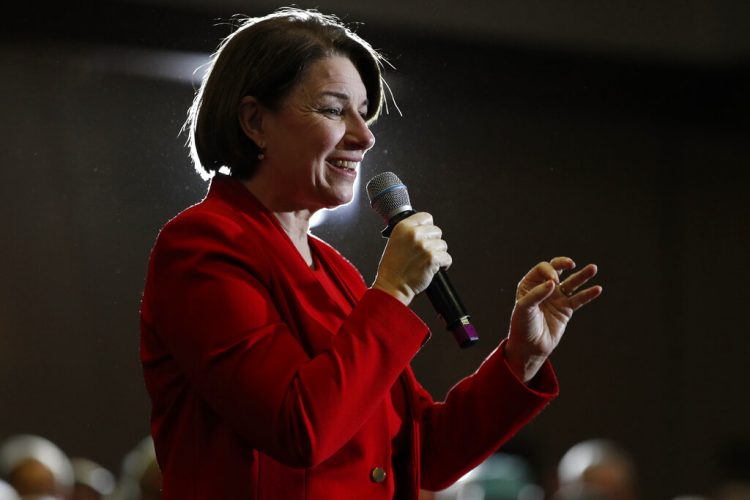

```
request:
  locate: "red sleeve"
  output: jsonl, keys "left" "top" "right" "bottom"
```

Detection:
{"left": 416, "top": 339, "right": 559, "bottom": 491}
{"left": 144, "top": 210, "right": 429, "bottom": 468}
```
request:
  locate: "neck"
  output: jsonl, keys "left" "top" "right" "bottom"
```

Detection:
{"left": 274, "top": 210, "right": 311, "bottom": 242}
{"left": 240, "top": 177, "right": 315, "bottom": 266}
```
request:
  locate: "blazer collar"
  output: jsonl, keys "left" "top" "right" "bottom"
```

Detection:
{"left": 206, "top": 173, "right": 360, "bottom": 324}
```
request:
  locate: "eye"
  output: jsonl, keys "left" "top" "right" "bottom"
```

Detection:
{"left": 320, "top": 107, "right": 343, "bottom": 117}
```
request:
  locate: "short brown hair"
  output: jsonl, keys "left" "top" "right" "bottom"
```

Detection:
{"left": 186, "top": 8, "right": 386, "bottom": 180}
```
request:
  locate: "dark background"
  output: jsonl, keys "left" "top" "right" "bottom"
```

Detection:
{"left": 1, "top": 1, "right": 748, "bottom": 498}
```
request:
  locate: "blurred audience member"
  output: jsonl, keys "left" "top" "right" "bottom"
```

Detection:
{"left": 553, "top": 439, "right": 636, "bottom": 500}
{"left": 435, "top": 453, "right": 544, "bottom": 500}
{"left": 112, "top": 437, "right": 160, "bottom": 500}
{"left": 0, "top": 479, "right": 20, "bottom": 500}
{"left": 0, "top": 434, "right": 73, "bottom": 499}
{"left": 714, "top": 439, "right": 750, "bottom": 500}
{"left": 716, "top": 483, "right": 750, "bottom": 500}
{"left": 70, "top": 458, "right": 115, "bottom": 500}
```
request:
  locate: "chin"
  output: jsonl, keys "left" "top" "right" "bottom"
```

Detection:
{"left": 326, "top": 186, "right": 354, "bottom": 208}
{"left": 326, "top": 198, "right": 353, "bottom": 210}
{"left": 323, "top": 190, "right": 354, "bottom": 209}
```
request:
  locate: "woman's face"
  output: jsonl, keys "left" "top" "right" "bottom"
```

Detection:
{"left": 258, "top": 55, "right": 376, "bottom": 211}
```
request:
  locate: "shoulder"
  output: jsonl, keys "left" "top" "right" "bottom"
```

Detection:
{"left": 156, "top": 204, "right": 235, "bottom": 249}
{"left": 156, "top": 174, "right": 271, "bottom": 246}
{"left": 152, "top": 194, "right": 270, "bottom": 269}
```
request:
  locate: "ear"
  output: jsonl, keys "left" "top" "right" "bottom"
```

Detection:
{"left": 238, "top": 96, "right": 267, "bottom": 147}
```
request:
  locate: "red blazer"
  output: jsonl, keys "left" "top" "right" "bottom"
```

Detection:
{"left": 140, "top": 175, "right": 559, "bottom": 499}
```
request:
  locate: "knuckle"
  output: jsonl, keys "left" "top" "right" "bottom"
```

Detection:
{"left": 407, "top": 228, "right": 420, "bottom": 244}
{"left": 395, "top": 223, "right": 417, "bottom": 241}
{"left": 426, "top": 253, "right": 436, "bottom": 268}
{"left": 390, "top": 223, "right": 405, "bottom": 237}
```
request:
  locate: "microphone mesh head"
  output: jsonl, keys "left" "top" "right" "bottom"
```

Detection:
{"left": 366, "top": 172, "right": 412, "bottom": 221}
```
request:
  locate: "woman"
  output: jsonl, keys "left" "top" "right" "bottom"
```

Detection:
{"left": 140, "top": 8, "right": 602, "bottom": 499}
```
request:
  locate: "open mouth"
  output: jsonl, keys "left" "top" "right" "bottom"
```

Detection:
{"left": 327, "top": 159, "right": 359, "bottom": 174}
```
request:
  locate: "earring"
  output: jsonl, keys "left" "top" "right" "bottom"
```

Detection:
{"left": 257, "top": 145, "right": 266, "bottom": 161}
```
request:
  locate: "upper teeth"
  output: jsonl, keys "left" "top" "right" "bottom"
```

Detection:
{"left": 331, "top": 160, "right": 358, "bottom": 169}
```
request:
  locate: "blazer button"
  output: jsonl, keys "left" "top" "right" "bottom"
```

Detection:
{"left": 370, "top": 466, "right": 387, "bottom": 483}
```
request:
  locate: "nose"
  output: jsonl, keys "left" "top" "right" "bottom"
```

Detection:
{"left": 343, "top": 113, "right": 376, "bottom": 152}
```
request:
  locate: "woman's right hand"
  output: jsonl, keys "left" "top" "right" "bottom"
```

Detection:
{"left": 372, "top": 212, "right": 452, "bottom": 306}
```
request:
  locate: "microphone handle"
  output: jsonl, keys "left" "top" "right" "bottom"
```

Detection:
{"left": 382, "top": 210, "right": 479, "bottom": 348}
{"left": 426, "top": 271, "right": 479, "bottom": 348}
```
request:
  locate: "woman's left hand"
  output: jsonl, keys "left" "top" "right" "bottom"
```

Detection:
{"left": 504, "top": 256, "right": 602, "bottom": 383}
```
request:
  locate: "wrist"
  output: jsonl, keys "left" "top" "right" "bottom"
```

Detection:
{"left": 372, "top": 278, "right": 414, "bottom": 306}
{"left": 503, "top": 340, "right": 547, "bottom": 384}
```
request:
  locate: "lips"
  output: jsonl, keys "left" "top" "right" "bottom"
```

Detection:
{"left": 326, "top": 159, "right": 360, "bottom": 179}
{"left": 328, "top": 159, "right": 360, "bottom": 171}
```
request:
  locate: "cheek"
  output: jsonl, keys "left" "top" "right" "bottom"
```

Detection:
{"left": 275, "top": 118, "right": 344, "bottom": 165}
{"left": 308, "top": 122, "right": 344, "bottom": 150}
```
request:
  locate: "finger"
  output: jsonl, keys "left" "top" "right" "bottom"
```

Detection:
{"left": 421, "top": 238, "right": 448, "bottom": 259}
{"left": 559, "top": 263, "right": 598, "bottom": 295}
{"left": 413, "top": 223, "right": 443, "bottom": 241}
{"left": 422, "top": 239, "right": 451, "bottom": 268}
{"left": 523, "top": 261, "right": 559, "bottom": 284}
{"left": 419, "top": 249, "right": 452, "bottom": 273}
{"left": 516, "top": 279, "right": 556, "bottom": 309}
{"left": 550, "top": 256, "right": 576, "bottom": 276}
{"left": 436, "top": 251, "right": 453, "bottom": 270}
{"left": 391, "top": 219, "right": 441, "bottom": 244}
{"left": 403, "top": 211, "right": 433, "bottom": 226}
{"left": 423, "top": 236, "right": 447, "bottom": 249}
{"left": 567, "top": 285, "right": 603, "bottom": 310}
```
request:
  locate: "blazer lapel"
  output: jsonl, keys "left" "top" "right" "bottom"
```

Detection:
{"left": 309, "top": 236, "right": 366, "bottom": 307}
{"left": 208, "top": 176, "right": 345, "bottom": 356}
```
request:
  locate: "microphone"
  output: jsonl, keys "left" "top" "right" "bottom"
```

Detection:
{"left": 366, "top": 172, "right": 479, "bottom": 348}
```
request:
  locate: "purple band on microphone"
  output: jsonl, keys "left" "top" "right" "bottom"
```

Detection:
{"left": 450, "top": 322, "right": 479, "bottom": 349}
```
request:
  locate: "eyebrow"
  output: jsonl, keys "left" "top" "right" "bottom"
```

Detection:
{"left": 320, "top": 91, "right": 368, "bottom": 108}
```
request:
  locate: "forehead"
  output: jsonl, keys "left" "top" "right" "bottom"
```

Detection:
{"left": 295, "top": 56, "right": 367, "bottom": 102}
